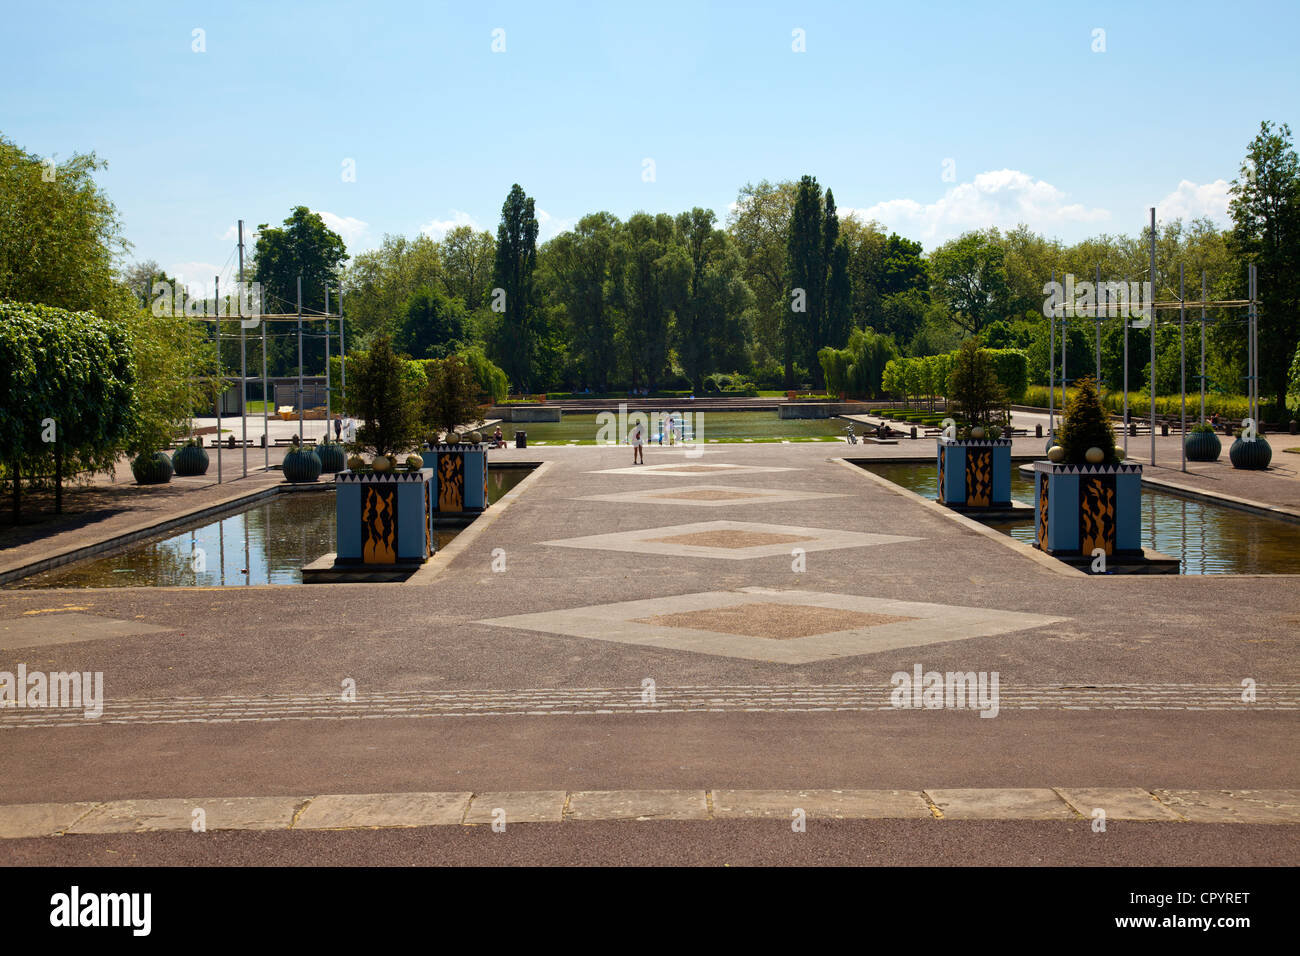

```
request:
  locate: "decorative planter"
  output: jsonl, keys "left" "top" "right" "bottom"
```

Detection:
{"left": 1033, "top": 460, "right": 1143, "bottom": 557}
{"left": 1184, "top": 430, "right": 1221, "bottom": 462}
{"left": 131, "top": 451, "right": 173, "bottom": 485}
{"left": 937, "top": 437, "right": 1012, "bottom": 508}
{"left": 282, "top": 447, "right": 322, "bottom": 483}
{"left": 426, "top": 442, "right": 490, "bottom": 514}
{"left": 315, "top": 442, "right": 346, "bottom": 473}
{"left": 335, "top": 469, "right": 435, "bottom": 564}
{"left": 172, "top": 443, "right": 209, "bottom": 476}
{"left": 1229, "top": 436, "right": 1272, "bottom": 470}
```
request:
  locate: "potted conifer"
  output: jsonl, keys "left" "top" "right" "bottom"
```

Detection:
{"left": 1033, "top": 376, "right": 1142, "bottom": 558}
{"left": 936, "top": 339, "right": 1012, "bottom": 509}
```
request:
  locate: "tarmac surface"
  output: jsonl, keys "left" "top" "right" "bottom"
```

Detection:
{"left": 1, "top": 434, "right": 1297, "bottom": 865}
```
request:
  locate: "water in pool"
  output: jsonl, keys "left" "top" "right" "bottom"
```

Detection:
{"left": 18, "top": 468, "right": 529, "bottom": 588}
{"left": 860, "top": 460, "right": 1300, "bottom": 575}
{"left": 507, "top": 411, "right": 850, "bottom": 444}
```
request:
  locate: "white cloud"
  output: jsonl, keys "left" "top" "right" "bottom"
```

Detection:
{"left": 420, "top": 209, "right": 481, "bottom": 239}
{"left": 1156, "top": 179, "right": 1231, "bottom": 226}
{"left": 846, "top": 169, "right": 1112, "bottom": 248}
{"left": 536, "top": 207, "right": 576, "bottom": 240}
{"left": 313, "top": 210, "right": 368, "bottom": 249}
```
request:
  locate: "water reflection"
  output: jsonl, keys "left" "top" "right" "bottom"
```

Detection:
{"left": 19, "top": 468, "right": 530, "bottom": 588}
{"left": 861, "top": 461, "right": 1300, "bottom": 575}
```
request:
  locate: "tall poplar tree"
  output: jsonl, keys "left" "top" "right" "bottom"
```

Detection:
{"left": 491, "top": 184, "right": 539, "bottom": 392}
{"left": 784, "top": 175, "right": 824, "bottom": 386}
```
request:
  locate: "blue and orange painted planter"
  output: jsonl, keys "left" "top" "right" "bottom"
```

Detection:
{"left": 937, "top": 437, "right": 1012, "bottom": 508}
{"left": 428, "top": 443, "right": 490, "bottom": 514}
{"left": 1032, "top": 461, "right": 1143, "bottom": 557}
{"left": 334, "top": 469, "right": 436, "bottom": 565}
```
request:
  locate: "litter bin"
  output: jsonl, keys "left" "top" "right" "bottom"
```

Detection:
{"left": 515, "top": 430, "right": 527, "bottom": 449}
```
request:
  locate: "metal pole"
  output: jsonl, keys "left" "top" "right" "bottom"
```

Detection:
{"left": 339, "top": 289, "right": 346, "bottom": 420}
{"left": 1123, "top": 286, "right": 1130, "bottom": 458}
{"left": 1180, "top": 263, "right": 1186, "bottom": 473}
{"left": 325, "top": 286, "right": 332, "bottom": 442}
{"left": 239, "top": 220, "right": 247, "bottom": 478}
{"left": 1048, "top": 269, "right": 1055, "bottom": 435}
{"left": 1095, "top": 263, "right": 1102, "bottom": 387}
{"left": 261, "top": 281, "right": 269, "bottom": 473}
{"left": 216, "top": 275, "right": 222, "bottom": 484}
{"left": 297, "top": 275, "right": 304, "bottom": 446}
{"left": 1251, "top": 264, "right": 1259, "bottom": 424}
{"left": 1149, "top": 207, "right": 1156, "bottom": 466}
{"left": 1200, "top": 271, "right": 1207, "bottom": 424}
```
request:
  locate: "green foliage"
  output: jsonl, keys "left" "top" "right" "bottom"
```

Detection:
{"left": 492, "top": 184, "right": 540, "bottom": 392}
{"left": 1191, "top": 421, "right": 1216, "bottom": 434}
{"left": 252, "top": 206, "right": 349, "bottom": 376}
{"left": 460, "top": 346, "right": 508, "bottom": 403}
{"left": 1228, "top": 120, "right": 1300, "bottom": 413}
{"left": 342, "top": 334, "right": 426, "bottom": 458}
{"left": 0, "top": 136, "right": 128, "bottom": 319}
{"left": 945, "top": 338, "right": 1008, "bottom": 430}
{"left": 981, "top": 348, "right": 1029, "bottom": 403}
{"left": 928, "top": 231, "right": 1010, "bottom": 335}
{"left": 421, "top": 354, "right": 482, "bottom": 434}
{"left": 1057, "top": 376, "right": 1118, "bottom": 465}
{"left": 0, "top": 300, "right": 137, "bottom": 484}
{"left": 1024, "top": 385, "right": 1275, "bottom": 422}
{"left": 396, "top": 286, "right": 468, "bottom": 359}
{"left": 122, "top": 306, "right": 212, "bottom": 454}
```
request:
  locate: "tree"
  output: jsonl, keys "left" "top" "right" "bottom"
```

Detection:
{"left": 396, "top": 286, "right": 467, "bottom": 359}
{"left": 253, "top": 206, "right": 349, "bottom": 375}
{"left": 784, "top": 175, "right": 825, "bottom": 386}
{"left": 439, "top": 225, "right": 495, "bottom": 309}
{"left": 946, "top": 338, "right": 1008, "bottom": 430}
{"left": 343, "top": 334, "right": 425, "bottom": 458}
{"left": 0, "top": 301, "right": 137, "bottom": 518}
{"left": 623, "top": 212, "right": 688, "bottom": 391}
{"left": 727, "top": 180, "right": 797, "bottom": 364}
{"left": 1228, "top": 120, "right": 1300, "bottom": 415}
{"left": 0, "top": 136, "right": 129, "bottom": 320}
{"left": 929, "top": 231, "right": 1010, "bottom": 336}
{"left": 343, "top": 234, "right": 442, "bottom": 339}
{"left": 461, "top": 346, "right": 509, "bottom": 403}
{"left": 492, "top": 184, "right": 540, "bottom": 392}
{"left": 674, "top": 208, "right": 753, "bottom": 390}
{"left": 1057, "top": 375, "right": 1117, "bottom": 465}
{"left": 545, "top": 212, "right": 623, "bottom": 392}
{"left": 422, "top": 354, "right": 482, "bottom": 434}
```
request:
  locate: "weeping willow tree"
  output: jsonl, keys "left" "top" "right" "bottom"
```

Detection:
{"left": 818, "top": 327, "right": 899, "bottom": 398}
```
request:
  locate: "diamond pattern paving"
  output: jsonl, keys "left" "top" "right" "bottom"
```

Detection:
{"left": 481, "top": 588, "right": 1068, "bottom": 663}
{"left": 634, "top": 602, "right": 915, "bottom": 640}
{"left": 543, "top": 520, "right": 917, "bottom": 561}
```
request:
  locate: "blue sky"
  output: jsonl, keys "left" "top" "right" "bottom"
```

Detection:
{"left": 3, "top": 0, "right": 1296, "bottom": 294}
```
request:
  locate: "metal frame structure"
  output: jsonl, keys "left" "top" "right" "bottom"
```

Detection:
{"left": 1047, "top": 208, "right": 1260, "bottom": 472}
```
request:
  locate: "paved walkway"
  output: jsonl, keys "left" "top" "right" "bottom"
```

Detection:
{"left": 1, "top": 440, "right": 1297, "bottom": 863}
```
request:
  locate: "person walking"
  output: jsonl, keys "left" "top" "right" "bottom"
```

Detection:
{"left": 630, "top": 421, "right": 645, "bottom": 464}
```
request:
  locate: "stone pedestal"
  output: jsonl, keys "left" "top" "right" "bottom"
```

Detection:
{"left": 937, "top": 438, "right": 1012, "bottom": 508}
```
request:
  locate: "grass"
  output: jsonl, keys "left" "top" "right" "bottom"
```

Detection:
{"left": 245, "top": 400, "right": 274, "bottom": 413}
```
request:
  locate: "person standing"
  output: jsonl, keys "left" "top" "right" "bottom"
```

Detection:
{"left": 630, "top": 421, "right": 645, "bottom": 464}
